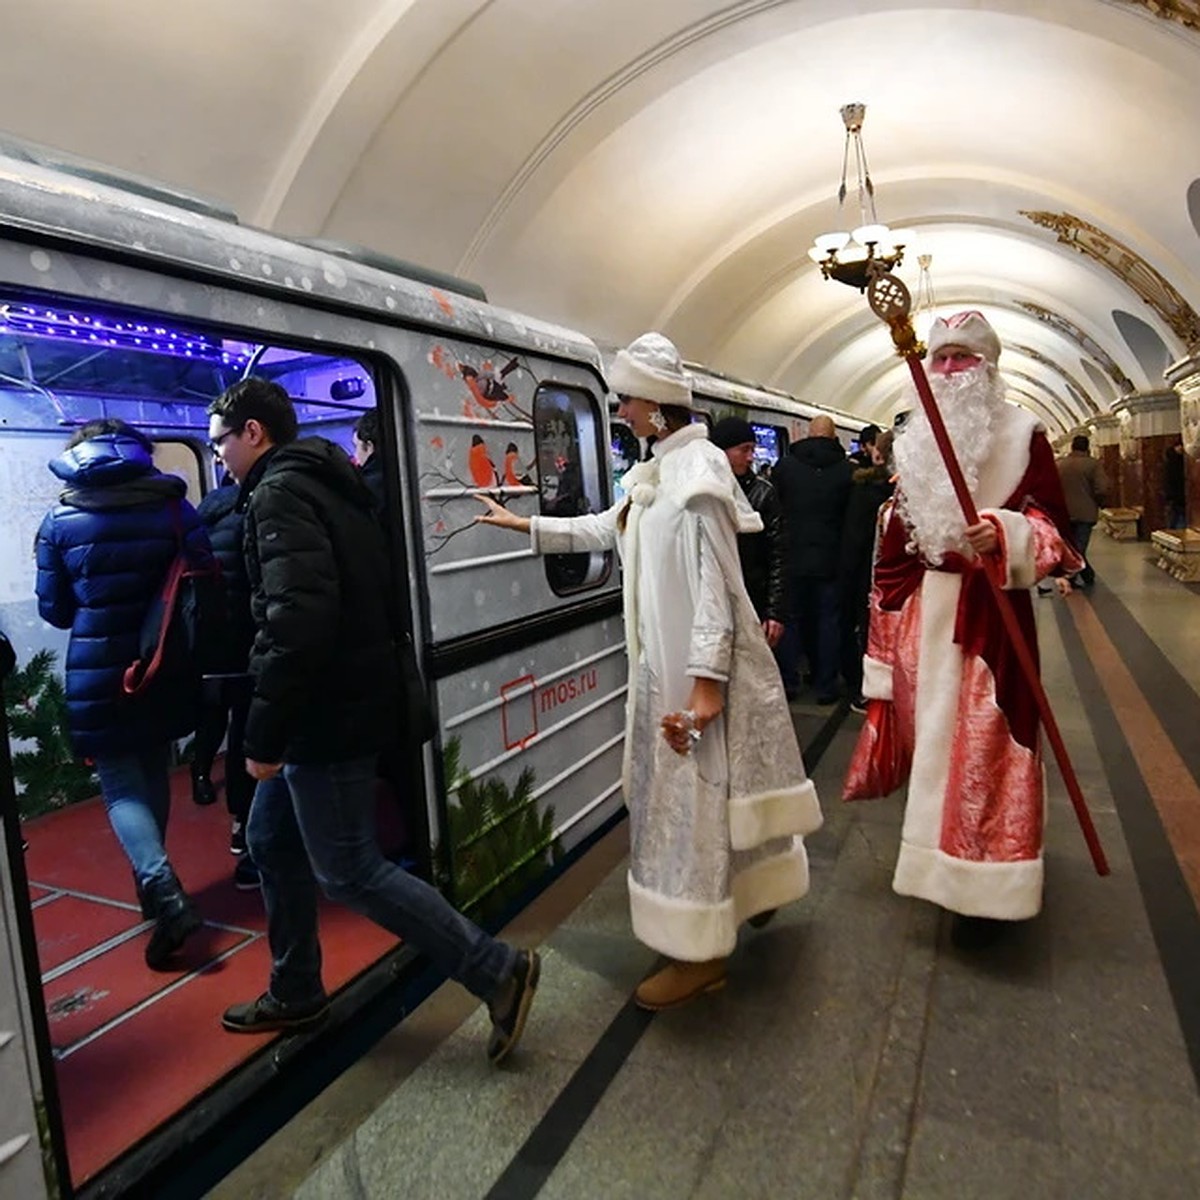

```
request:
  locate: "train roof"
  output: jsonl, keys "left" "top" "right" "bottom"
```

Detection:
{"left": 0, "top": 144, "right": 602, "bottom": 371}
{"left": 684, "top": 362, "right": 863, "bottom": 430}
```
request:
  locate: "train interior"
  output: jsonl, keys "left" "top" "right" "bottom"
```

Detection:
{"left": 0, "top": 289, "right": 418, "bottom": 1189}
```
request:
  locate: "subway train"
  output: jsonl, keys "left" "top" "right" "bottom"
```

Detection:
{"left": 0, "top": 142, "right": 855, "bottom": 1199}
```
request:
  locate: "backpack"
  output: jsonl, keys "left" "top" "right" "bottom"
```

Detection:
{"left": 123, "top": 504, "right": 229, "bottom": 705}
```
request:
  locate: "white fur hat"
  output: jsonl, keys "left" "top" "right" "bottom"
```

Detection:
{"left": 608, "top": 332, "right": 693, "bottom": 408}
{"left": 926, "top": 311, "right": 1001, "bottom": 366}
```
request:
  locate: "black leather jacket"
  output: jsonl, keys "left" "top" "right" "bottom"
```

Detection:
{"left": 735, "top": 471, "right": 787, "bottom": 623}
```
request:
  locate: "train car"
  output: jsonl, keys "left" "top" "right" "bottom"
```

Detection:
{"left": 608, "top": 358, "right": 863, "bottom": 498}
{"left": 0, "top": 143, "right": 627, "bottom": 1197}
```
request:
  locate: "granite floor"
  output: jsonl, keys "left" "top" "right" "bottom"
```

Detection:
{"left": 212, "top": 535, "right": 1200, "bottom": 1200}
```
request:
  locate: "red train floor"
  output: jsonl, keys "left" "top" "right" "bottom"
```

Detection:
{"left": 21, "top": 764, "right": 400, "bottom": 1187}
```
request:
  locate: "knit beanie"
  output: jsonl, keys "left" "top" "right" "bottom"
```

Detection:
{"left": 608, "top": 332, "right": 693, "bottom": 408}
{"left": 710, "top": 416, "right": 756, "bottom": 449}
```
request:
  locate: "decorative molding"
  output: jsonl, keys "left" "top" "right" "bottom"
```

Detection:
{"left": 1015, "top": 301, "right": 1136, "bottom": 393}
{"left": 1020, "top": 210, "right": 1200, "bottom": 351}
{"left": 1119, "top": 1, "right": 1200, "bottom": 34}
{"left": 1113, "top": 388, "right": 1181, "bottom": 452}
{"left": 1010, "top": 342, "right": 1101, "bottom": 415}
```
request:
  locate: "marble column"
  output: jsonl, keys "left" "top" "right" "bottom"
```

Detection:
{"left": 1110, "top": 390, "right": 1180, "bottom": 534}
{"left": 1085, "top": 413, "right": 1121, "bottom": 509}
{"left": 1166, "top": 353, "right": 1200, "bottom": 528}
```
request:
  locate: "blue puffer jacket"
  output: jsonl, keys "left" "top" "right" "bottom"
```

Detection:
{"left": 35, "top": 433, "right": 213, "bottom": 757}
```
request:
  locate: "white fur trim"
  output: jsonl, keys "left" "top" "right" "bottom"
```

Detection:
{"left": 982, "top": 507, "right": 1036, "bottom": 590}
{"left": 627, "top": 843, "right": 810, "bottom": 960}
{"left": 972, "top": 403, "right": 1042, "bottom": 511}
{"left": 893, "top": 843, "right": 1043, "bottom": 920}
{"left": 732, "top": 843, "right": 811, "bottom": 921}
{"left": 628, "top": 871, "right": 737, "bottom": 960}
{"left": 729, "top": 779, "right": 822, "bottom": 851}
{"left": 863, "top": 655, "right": 893, "bottom": 701}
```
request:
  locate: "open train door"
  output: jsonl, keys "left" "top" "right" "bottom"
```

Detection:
{"left": 0, "top": 646, "right": 69, "bottom": 1198}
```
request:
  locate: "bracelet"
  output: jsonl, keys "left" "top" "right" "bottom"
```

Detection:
{"left": 682, "top": 710, "right": 702, "bottom": 742}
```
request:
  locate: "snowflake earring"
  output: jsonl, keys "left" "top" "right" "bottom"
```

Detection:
{"left": 648, "top": 408, "right": 668, "bottom": 433}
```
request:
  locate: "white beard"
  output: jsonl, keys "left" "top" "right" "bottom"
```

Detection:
{"left": 892, "top": 364, "right": 1008, "bottom": 564}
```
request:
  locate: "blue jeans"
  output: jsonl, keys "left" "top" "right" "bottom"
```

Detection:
{"left": 94, "top": 743, "right": 173, "bottom": 890}
{"left": 247, "top": 756, "right": 517, "bottom": 1006}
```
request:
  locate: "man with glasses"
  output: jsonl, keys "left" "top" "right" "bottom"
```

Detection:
{"left": 207, "top": 378, "right": 539, "bottom": 1062}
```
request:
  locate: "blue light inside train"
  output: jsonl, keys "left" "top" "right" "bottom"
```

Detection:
{"left": 0, "top": 301, "right": 253, "bottom": 365}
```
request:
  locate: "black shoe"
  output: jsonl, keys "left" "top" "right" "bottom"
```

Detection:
{"left": 191, "top": 771, "right": 218, "bottom": 807}
{"left": 132, "top": 871, "right": 155, "bottom": 919}
{"left": 233, "top": 855, "right": 260, "bottom": 891}
{"left": 143, "top": 873, "right": 202, "bottom": 970}
{"left": 950, "top": 914, "right": 1007, "bottom": 950}
{"left": 747, "top": 908, "right": 777, "bottom": 930}
{"left": 222, "top": 991, "right": 329, "bottom": 1034}
{"left": 487, "top": 950, "right": 541, "bottom": 1065}
{"left": 230, "top": 818, "right": 247, "bottom": 856}
{"left": 849, "top": 697, "right": 868, "bottom": 715}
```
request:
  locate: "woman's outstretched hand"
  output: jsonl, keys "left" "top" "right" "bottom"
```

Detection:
{"left": 476, "top": 495, "right": 531, "bottom": 533}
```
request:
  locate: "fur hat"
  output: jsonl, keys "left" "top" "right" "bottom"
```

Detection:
{"left": 608, "top": 332, "right": 693, "bottom": 408}
{"left": 710, "top": 416, "right": 756, "bottom": 449}
{"left": 926, "top": 311, "right": 1001, "bottom": 366}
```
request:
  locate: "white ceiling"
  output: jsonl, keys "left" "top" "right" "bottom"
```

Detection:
{"left": 3, "top": 0, "right": 1198, "bottom": 431}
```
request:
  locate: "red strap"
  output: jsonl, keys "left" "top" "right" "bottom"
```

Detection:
{"left": 122, "top": 554, "right": 189, "bottom": 697}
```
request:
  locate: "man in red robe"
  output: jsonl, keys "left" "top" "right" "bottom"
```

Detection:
{"left": 849, "top": 311, "right": 1081, "bottom": 946}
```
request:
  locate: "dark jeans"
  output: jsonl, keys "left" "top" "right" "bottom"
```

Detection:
{"left": 193, "top": 678, "right": 255, "bottom": 822}
{"left": 246, "top": 756, "right": 517, "bottom": 1006}
{"left": 1070, "top": 520, "right": 1095, "bottom": 587}
{"left": 780, "top": 578, "right": 841, "bottom": 700}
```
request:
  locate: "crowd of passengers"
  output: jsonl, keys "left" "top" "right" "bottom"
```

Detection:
{"left": 7, "top": 315, "right": 1096, "bottom": 1043}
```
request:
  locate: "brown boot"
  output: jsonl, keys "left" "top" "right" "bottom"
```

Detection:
{"left": 634, "top": 958, "right": 727, "bottom": 1011}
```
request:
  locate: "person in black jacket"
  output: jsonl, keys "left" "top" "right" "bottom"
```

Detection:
{"left": 208, "top": 379, "right": 539, "bottom": 1060}
{"left": 838, "top": 430, "right": 894, "bottom": 712}
{"left": 192, "top": 476, "right": 259, "bottom": 889}
{"left": 352, "top": 408, "right": 385, "bottom": 508}
{"left": 35, "top": 419, "right": 212, "bottom": 969}
{"left": 771, "top": 415, "right": 853, "bottom": 704}
{"left": 710, "top": 417, "right": 786, "bottom": 647}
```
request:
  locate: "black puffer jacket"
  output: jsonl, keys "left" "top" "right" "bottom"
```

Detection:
{"left": 772, "top": 436, "right": 853, "bottom": 579}
{"left": 196, "top": 483, "right": 255, "bottom": 665}
{"left": 838, "top": 464, "right": 895, "bottom": 606}
{"left": 240, "top": 439, "right": 400, "bottom": 764}
{"left": 735, "top": 472, "right": 787, "bottom": 623}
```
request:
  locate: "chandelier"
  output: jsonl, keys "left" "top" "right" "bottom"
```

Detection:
{"left": 808, "top": 103, "right": 913, "bottom": 291}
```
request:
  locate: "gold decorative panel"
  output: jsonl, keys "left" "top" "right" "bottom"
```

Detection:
{"left": 1120, "top": 1, "right": 1200, "bottom": 33}
{"left": 1020, "top": 211, "right": 1200, "bottom": 350}
{"left": 1015, "top": 302, "right": 1136, "bottom": 393}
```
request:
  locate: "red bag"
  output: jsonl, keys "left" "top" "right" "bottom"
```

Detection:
{"left": 843, "top": 699, "right": 912, "bottom": 800}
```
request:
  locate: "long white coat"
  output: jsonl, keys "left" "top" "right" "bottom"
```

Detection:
{"left": 532, "top": 423, "right": 822, "bottom": 960}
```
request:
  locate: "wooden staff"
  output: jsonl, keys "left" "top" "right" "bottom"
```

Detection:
{"left": 867, "top": 273, "right": 1109, "bottom": 876}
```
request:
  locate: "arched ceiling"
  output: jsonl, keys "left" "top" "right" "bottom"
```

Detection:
{"left": 3, "top": 0, "right": 1199, "bottom": 432}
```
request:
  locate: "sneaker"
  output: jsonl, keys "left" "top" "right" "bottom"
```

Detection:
{"left": 233, "top": 855, "right": 261, "bottom": 891}
{"left": 487, "top": 950, "right": 541, "bottom": 1065}
{"left": 222, "top": 991, "right": 329, "bottom": 1034}
{"left": 849, "top": 697, "right": 868, "bottom": 715}
{"left": 230, "top": 818, "right": 246, "bottom": 856}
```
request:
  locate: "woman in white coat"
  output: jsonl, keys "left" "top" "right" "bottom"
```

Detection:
{"left": 478, "top": 332, "right": 822, "bottom": 1010}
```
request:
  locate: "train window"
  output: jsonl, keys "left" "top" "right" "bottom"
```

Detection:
{"left": 611, "top": 420, "right": 641, "bottom": 501}
{"left": 750, "top": 423, "right": 787, "bottom": 473}
{"left": 532, "top": 382, "right": 612, "bottom": 594}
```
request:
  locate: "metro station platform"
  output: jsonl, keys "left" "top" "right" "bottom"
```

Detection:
{"left": 211, "top": 533, "right": 1200, "bottom": 1200}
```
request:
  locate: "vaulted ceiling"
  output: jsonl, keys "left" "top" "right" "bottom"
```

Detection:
{"left": 4, "top": 0, "right": 1199, "bottom": 431}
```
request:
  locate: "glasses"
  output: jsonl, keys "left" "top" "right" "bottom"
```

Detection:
{"left": 208, "top": 426, "right": 242, "bottom": 454}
